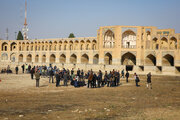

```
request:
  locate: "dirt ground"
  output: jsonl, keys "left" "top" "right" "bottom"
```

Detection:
{"left": 0, "top": 73, "right": 180, "bottom": 120}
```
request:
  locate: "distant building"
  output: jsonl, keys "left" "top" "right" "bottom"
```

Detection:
{"left": 0, "top": 25, "right": 180, "bottom": 75}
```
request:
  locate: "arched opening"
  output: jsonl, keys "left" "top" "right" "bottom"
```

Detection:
{"left": 169, "top": 37, "right": 177, "bottom": 49}
{"left": 74, "top": 40, "right": 79, "bottom": 50}
{"left": 64, "top": 41, "right": 68, "bottom": 50}
{"left": 38, "top": 45, "right": 40, "bottom": 51}
{"left": 86, "top": 40, "right": 90, "bottom": 50}
{"left": 60, "top": 54, "right": 66, "bottom": 63}
{"left": 10, "top": 42, "right": 17, "bottom": 51}
{"left": 121, "top": 52, "right": 136, "bottom": 65}
{"left": 42, "top": 55, "right": 46, "bottom": 63}
{"left": 64, "top": 45, "right": 67, "bottom": 50}
{"left": 93, "top": 54, "right": 99, "bottom": 64}
{"left": 86, "top": 44, "right": 89, "bottom": 50}
{"left": 69, "top": 41, "right": 73, "bottom": 50}
{"left": 122, "top": 30, "right": 136, "bottom": 48}
{"left": 162, "top": 54, "right": 174, "bottom": 66}
{"left": 42, "top": 45, "right": 44, "bottom": 51}
{"left": 22, "top": 42, "right": 25, "bottom": 51}
{"left": 19, "top": 54, "right": 23, "bottom": 62}
{"left": 50, "top": 54, "right": 56, "bottom": 63}
{"left": 26, "top": 42, "right": 29, "bottom": 51}
{"left": 70, "top": 54, "right": 77, "bottom": 64}
{"left": 2, "top": 42, "right": 8, "bottom": 51}
{"left": 152, "top": 37, "right": 158, "bottom": 50}
{"left": 1, "top": 53, "right": 8, "bottom": 61}
{"left": 10, "top": 53, "right": 16, "bottom": 62}
{"left": 161, "top": 37, "right": 168, "bottom": 49}
{"left": 80, "top": 40, "right": 85, "bottom": 50}
{"left": 49, "top": 42, "right": 52, "bottom": 51}
{"left": 146, "top": 31, "right": 151, "bottom": 49}
{"left": 81, "top": 54, "right": 89, "bottom": 64}
{"left": 27, "top": 54, "right": 32, "bottom": 63}
{"left": 104, "top": 53, "right": 112, "bottom": 65}
{"left": 104, "top": 30, "right": 114, "bottom": 48}
{"left": 70, "top": 45, "right": 73, "bottom": 50}
{"left": 35, "top": 55, "right": 39, "bottom": 63}
{"left": 145, "top": 54, "right": 156, "bottom": 66}
{"left": 80, "top": 44, "right": 84, "bottom": 50}
{"left": 53, "top": 41, "right": 57, "bottom": 51}
{"left": 59, "top": 45, "right": 62, "bottom": 50}
{"left": 19, "top": 46, "right": 21, "bottom": 51}
{"left": 35, "top": 45, "right": 37, "bottom": 51}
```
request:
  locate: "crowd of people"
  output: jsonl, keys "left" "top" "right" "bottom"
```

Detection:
{"left": 1, "top": 65, "right": 12, "bottom": 74}
{"left": 1, "top": 64, "right": 152, "bottom": 89}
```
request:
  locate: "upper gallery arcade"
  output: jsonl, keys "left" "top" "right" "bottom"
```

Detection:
{"left": 0, "top": 25, "right": 180, "bottom": 74}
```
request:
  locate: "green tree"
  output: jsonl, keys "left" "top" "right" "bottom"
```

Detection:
{"left": 17, "top": 31, "right": 24, "bottom": 40}
{"left": 68, "top": 33, "right": 75, "bottom": 38}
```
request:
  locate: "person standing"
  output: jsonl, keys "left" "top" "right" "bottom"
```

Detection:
{"left": 77, "top": 68, "right": 80, "bottom": 77}
{"left": 103, "top": 71, "right": 108, "bottom": 86}
{"left": 134, "top": 73, "right": 140, "bottom": 87}
{"left": 55, "top": 71, "right": 60, "bottom": 87}
{"left": 28, "top": 65, "right": 31, "bottom": 73}
{"left": 80, "top": 69, "right": 84, "bottom": 81}
{"left": 71, "top": 68, "right": 74, "bottom": 75}
{"left": 15, "top": 66, "right": 19, "bottom": 74}
{"left": 117, "top": 70, "right": 120, "bottom": 86}
{"left": 35, "top": 70, "right": 40, "bottom": 87}
{"left": 49, "top": 68, "right": 54, "bottom": 83}
{"left": 121, "top": 69, "right": 124, "bottom": 78}
{"left": 147, "top": 72, "right": 152, "bottom": 89}
{"left": 87, "top": 72, "right": 93, "bottom": 88}
{"left": 25, "top": 64, "right": 28, "bottom": 73}
{"left": 63, "top": 71, "right": 68, "bottom": 86}
{"left": 97, "top": 70, "right": 102, "bottom": 88}
{"left": 21, "top": 64, "right": 25, "bottom": 73}
{"left": 125, "top": 71, "right": 129, "bottom": 83}
{"left": 30, "top": 68, "right": 35, "bottom": 79}
{"left": 93, "top": 73, "right": 97, "bottom": 88}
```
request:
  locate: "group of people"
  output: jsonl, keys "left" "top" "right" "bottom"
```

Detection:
{"left": 1, "top": 64, "right": 152, "bottom": 89}
{"left": 1, "top": 65, "right": 12, "bottom": 74}
{"left": 31, "top": 65, "right": 152, "bottom": 89}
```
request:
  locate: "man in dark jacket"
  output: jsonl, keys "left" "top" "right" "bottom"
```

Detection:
{"left": 125, "top": 71, "right": 129, "bottom": 83}
{"left": 49, "top": 68, "right": 54, "bottom": 83}
{"left": 147, "top": 72, "right": 152, "bottom": 89}
{"left": 55, "top": 71, "right": 60, "bottom": 87}
{"left": 71, "top": 68, "right": 74, "bottom": 75}
{"left": 103, "top": 71, "right": 108, "bottom": 86}
{"left": 21, "top": 64, "right": 25, "bottom": 73}
{"left": 30, "top": 68, "right": 35, "bottom": 79}
{"left": 80, "top": 70, "right": 84, "bottom": 80}
{"left": 15, "top": 66, "right": 19, "bottom": 74}
{"left": 77, "top": 68, "right": 80, "bottom": 77}
{"left": 97, "top": 70, "right": 102, "bottom": 88}
{"left": 92, "top": 73, "right": 97, "bottom": 88}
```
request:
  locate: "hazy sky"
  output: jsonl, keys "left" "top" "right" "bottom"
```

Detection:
{"left": 0, "top": 0, "right": 180, "bottom": 40}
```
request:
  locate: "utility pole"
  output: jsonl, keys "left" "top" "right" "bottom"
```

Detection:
{"left": 22, "top": 0, "right": 28, "bottom": 40}
{"left": 6, "top": 28, "right": 8, "bottom": 40}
